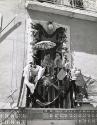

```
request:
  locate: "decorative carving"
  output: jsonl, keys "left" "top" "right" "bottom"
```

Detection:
{"left": 47, "top": 21, "right": 55, "bottom": 34}
{"left": 31, "top": 22, "right": 68, "bottom": 55}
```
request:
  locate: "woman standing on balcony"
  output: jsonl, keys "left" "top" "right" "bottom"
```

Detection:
{"left": 54, "top": 51, "right": 71, "bottom": 108}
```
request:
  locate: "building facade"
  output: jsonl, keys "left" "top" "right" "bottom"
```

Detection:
{"left": 0, "top": 0, "right": 97, "bottom": 124}
{"left": 19, "top": 0, "right": 97, "bottom": 108}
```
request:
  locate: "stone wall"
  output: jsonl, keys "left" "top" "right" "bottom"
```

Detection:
{"left": 0, "top": 0, "right": 26, "bottom": 108}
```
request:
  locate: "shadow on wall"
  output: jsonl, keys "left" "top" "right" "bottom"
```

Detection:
{"left": 73, "top": 51, "right": 97, "bottom": 79}
{"left": 70, "top": 20, "right": 97, "bottom": 55}
{"left": 0, "top": 22, "right": 22, "bottom": 43}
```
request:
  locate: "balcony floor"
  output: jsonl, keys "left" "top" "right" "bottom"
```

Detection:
{"left": 26, "top": 1, "right": 97, "bottom": 22}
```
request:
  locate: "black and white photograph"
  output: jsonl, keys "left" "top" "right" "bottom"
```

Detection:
{"left": 0, "top": 0, "right": 97, "bottom": 124}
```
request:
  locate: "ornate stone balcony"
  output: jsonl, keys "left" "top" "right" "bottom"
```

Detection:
{"left": 26, "top": 0, "right": 97, "bottom": 22}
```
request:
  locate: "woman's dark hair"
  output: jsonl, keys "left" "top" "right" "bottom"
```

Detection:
{"left": 56, "top": 51, "right": 62, "bottom": 59}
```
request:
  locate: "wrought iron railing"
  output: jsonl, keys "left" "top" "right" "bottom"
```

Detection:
{"left": 0, "top": 109, "right": 26, "bottom": 125}
{"left": 29, "top": 0, "right": 97, "bottom": 12}
{"left": 0, "top": 108, "right": 97, "bottom": 125}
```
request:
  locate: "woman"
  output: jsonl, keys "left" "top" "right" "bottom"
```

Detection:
{"left": 54, "top": 52, "right": 64, "bottom": 108}
{"left": 54, "top": 52, "right": 62, "bottom": 68}
{"left": 41, "top": 54, "right": 54, "bottom": 76}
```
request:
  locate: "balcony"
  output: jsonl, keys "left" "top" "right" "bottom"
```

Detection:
{"left": 29, "top": 0, "right": 97, "bottom": 11}
{"left": 0, "top": 108, "right": 97, "bottom": 124}
{"left": 26, "top": 0, "right": 97, "bottom": 22}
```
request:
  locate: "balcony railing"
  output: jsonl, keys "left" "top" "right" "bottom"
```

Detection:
{"left": 29, "top": 0, "right": 97, "bottom": 12}
{"left": 0, "top": 108, "right": 97, "bottom": 125}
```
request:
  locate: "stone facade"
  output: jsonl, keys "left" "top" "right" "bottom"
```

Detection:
{"left": 0, "top": 0, "right": 26, "bottom": 108}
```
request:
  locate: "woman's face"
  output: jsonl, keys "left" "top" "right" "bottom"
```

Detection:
{"left": 46, "top": 54, "right": 50, "bottom": 58}
{"left": 56, "top": 53, "right": 61, "bottom": 59}
{"left": 45, "top": 54, "right": 50, "bottom": 60}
